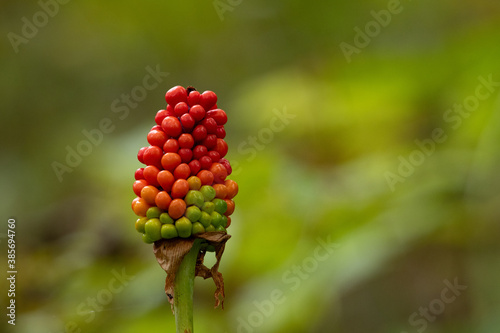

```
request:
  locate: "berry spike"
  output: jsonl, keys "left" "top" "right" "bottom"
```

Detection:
{"left": 133, "top": 86, "right": 237, "bottom": 233}
{"left": 131, "top": 86, "right": 238, "bottom": 331}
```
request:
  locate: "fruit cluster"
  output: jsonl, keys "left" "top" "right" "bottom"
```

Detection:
{"left": 132, "top": 86, "right": 238, "bottom": 244}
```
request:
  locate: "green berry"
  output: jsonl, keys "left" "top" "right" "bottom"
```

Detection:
{"left": 212, "top": 198, "right": 227, "bottom": 215}
{"left": 192, "top": 222, "right": 205, "bottom": 234}
{"left": 146, "top": 206, "right": 162, "bottom": 219}
{"left": 161, "top": 224, "right": 178, "bottom": 239}
{"left": 142, "top": 233, "right": 155, "bottom": 244}
{"left": 175, "top": 217, "right": 192, "bottom": 238}
{"left": 185, "top": 206, "right": 202, "bottom": 222}
{"left": 144, "top": 218, "right": 162, "bottom": 241}
{"left": 221, "top": 215, "right": 228, "bottom": 228}
{"left": 205, "top": 224, "right": 216, "bottom": 232}
{"left": 160, "top": 212, "right": 174, "bottom": 224}
{"left": 210, "top": 211, "right": 223, "bottom": 227}
{"left": 185, "top": 190, "right": 205, "bottom": 208}
{"left": 215, "top": 225, "right": 226, "bottom": 233}
{"left": 199, "top": 211, "right": 212, "bottom": 228}
{"left": 200, "top": 185, "right": 216, "bottom": 201}
{"left": 201, "top": 201, "right": 215, "bottom": 214}
{"left": 135, "top": 217, "right": 148, "bottom": 233}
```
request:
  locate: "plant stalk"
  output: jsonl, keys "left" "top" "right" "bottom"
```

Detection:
{"left": 174, "top": 239, "right": 202, "bottom": 333}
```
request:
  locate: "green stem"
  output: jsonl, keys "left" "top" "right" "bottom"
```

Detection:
{"left": 174, "top": 239, "right": 202, "bottom": 333}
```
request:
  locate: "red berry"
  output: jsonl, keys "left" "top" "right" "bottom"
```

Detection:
{"left": 178, "top": 148, "right": 193, "bottom": 163}
{"left": 174, "top": 163, "right": 191, "bottom": 179}
{"left": 193, "top": 145, "right": 208, "bottom": 159}
{"left": 165, "top": 86, "right": 187, "bottom": 106}
{"left": 199, "top": 155, "right": 212, "bottom": 170}
{"left": 178, "top": 133, "right": 195, "bottom": 149}
{"left": 200, "top": 91, "right": 217, "bottom": 110}
{"left": 163, "top": 139, "right": 179, "bottom": 153}
{"left": 166, "top": 104, "right": 175, "bottom": 115}
{"left": 188, "top": 160, "right": 201, "bottom": 175}
{"left": 216, "top": 126, "right": 226, "bottom": 139}
{"left": 147, "top": 130, "right": 167, "bottom": 147}
{"left": 189, "top": 105, "right": 205, "bottom": 122}
{"left": 133, "top": 179, "right": 148, "bottom": 196}
{"left": 134, "top": 168, "right": 144, "bottom": 180}
{"left": 137, "top": 147, "right": 147, "bottom": 164}
{"left": 208, "top": 150, "right": 221, "bottom": 162}
{"left": 161, "top": 116, "right": 182, "bottom": 138}
{"left": 207, "top": 109, "right": 227, "bottom": 125}
{"left": 171, "top": 179, "right": 190, "bottom": 199}
{"left": 180, "top": 113, "right": 195, "bottom": 132}
{"left": 209, "top": 163, "right": 228, "bottom": 184}
{"left": 151, "top": 125, "right": 162, "bottom": 131}
{"left": 202, "top": 118, "right": 218, "bottom": 134}
{"left": 192, "top": 125, "right": 208, "bottom": 142}
{"left": 214, "top": 138, "right": 228, "bottom": 158}
{"left": 219, "top": 158, "right": 232, "bottom": 175}
{"left": 155, "top": 109, "right": 169, "bottom": 125}
{"left": 161, "top": 152, "right": 182, "bottom": 172}
{"left": 174, "top": 102, "right": 189, "bottom": 117}
{"left": 197, "top": 170, "right": 214, "bottom": 185}
{"left": 143, "top": 146, "right": 163, "bottom": 168}
{"left": 155, "top": 191, "right": 172, "bottom": 210}
{"left": 143, "top": 165, "right": 160, "bottom": 186}
{"left": 202, "top": 134, "right": 217, "bottom": 150}
{"left": 157, "top": 170, "right": 175, "bottom": 191}
{"left": 187, "top": 90, "right": 201, "bottom": 106}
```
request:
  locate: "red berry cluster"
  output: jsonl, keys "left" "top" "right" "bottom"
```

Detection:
{"left": 132, "top": 86, "right": 238, "bottom": 244}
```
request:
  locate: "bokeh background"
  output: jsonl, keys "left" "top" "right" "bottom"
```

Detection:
{"left": 1, "top": 1, "right": 500, "bottom": 332}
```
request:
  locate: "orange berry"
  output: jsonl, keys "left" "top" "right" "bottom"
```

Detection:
{"left": 155, "top": 191, "right": 172, "bottom": 210}
{"left": 213, "top": 184, "right": 228, "bottom": 199}
{"left": 132, "top": 198, "right": 150, "bottom": 217}
{"left": 157, "top": 170, "right": 175, "bottom": 192}
{"left": 224, "top": 179, "right": 238, "bottom": 199}
{"left": 187, "top": 176, "right": 202, "bottom": 190}
{"left": 197, "top": 170, "right": 214, "bottom": 186}
{"left": 168, "top": 198, "right": 187, "bottom": 219}
{"left": 224, "top": 199, "right": 235, "bottom": 216}
{"left": 171, "top": 179, "right": 190, "bottom": 199}
{"left": 141, "top": 185, "right": 159, "bottom": 205}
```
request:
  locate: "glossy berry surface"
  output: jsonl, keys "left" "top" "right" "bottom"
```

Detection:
{"left": 132, "top": 86, "right": 238, "bottom": 243}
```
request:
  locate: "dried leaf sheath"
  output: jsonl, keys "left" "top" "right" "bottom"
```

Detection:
{"left": 153, "top": 232, "right": 231, "bottom": 311}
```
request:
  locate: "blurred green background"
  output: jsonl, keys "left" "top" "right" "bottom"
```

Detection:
{"left": 1, "top": 0, "right": 500, "bottom": 332}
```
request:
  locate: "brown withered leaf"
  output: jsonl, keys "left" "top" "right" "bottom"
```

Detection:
{"left": 153, "top": 232, "right": 231, "bottom": 312}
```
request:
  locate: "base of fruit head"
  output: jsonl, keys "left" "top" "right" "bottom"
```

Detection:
{"left": 153, "top": 232, "right": 231, "bottom": 311}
